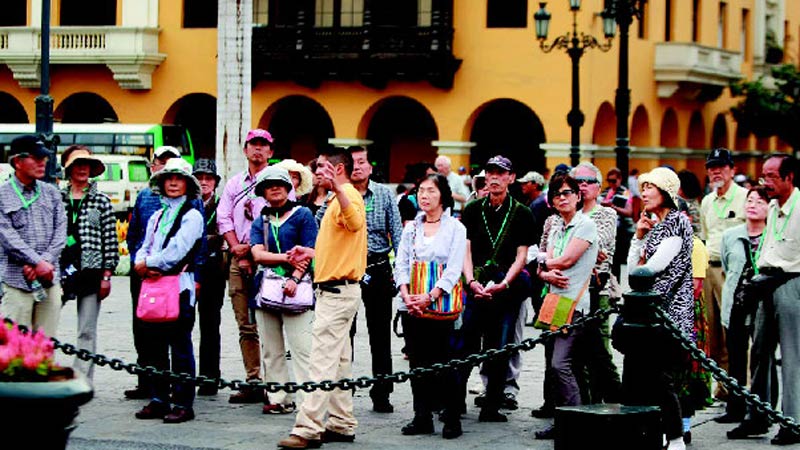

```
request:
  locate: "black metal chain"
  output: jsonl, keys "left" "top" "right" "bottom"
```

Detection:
{"left": 651, "top": 308, "right": 800, "bottom": 434}
{"left": 5, "top": 307, "right": 616, "bottom": 394}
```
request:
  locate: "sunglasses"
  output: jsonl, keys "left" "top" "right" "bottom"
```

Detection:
{"left": 553, "top": 189, "right": 576, "bottom": 198}
{"left": 575, "top": 177, "right": 599, "bottom": 185}
{"left": 606, "top": 178, "right": 619, "bottom": 183}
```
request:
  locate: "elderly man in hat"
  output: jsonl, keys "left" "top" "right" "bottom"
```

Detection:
{"left": 124, "top": 145, "right": 206, "bottom": 400}
{"left": 193, "top": 158, "right": 226, "bottom": 396}
{"left": 458, "top": 155, "right": 535, "bottom": 422}
{"left": 699, "top": 148, "right": 747, "bottom": 402}
{"left": 0, "top": 135, "right": 66, "bottom": 336}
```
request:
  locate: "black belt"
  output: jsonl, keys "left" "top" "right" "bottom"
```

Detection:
{"left": 314, "top": 279, "right": 359, "bottom": 288}
{"left": 367, "top": 252, "right": 390, "bottom": 265}
{"left": 709, "top": 261, "right": 722, "bottom": 267}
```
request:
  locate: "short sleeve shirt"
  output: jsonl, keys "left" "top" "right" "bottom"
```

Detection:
{"left": 461, "top": 195, "right": 536, "bottom": 271}
{"left": 546, "top": 212, "right": 598, "bottom": 313}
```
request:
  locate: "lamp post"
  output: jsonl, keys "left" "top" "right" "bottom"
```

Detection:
{"left": 534, "top": 1, "right": 615, "bottom": 167}
{"left": 606, "top": 0, "right": 647, "bottom": 186}
{"left": 35, "top": 0, "right": 57, "bottom": 183}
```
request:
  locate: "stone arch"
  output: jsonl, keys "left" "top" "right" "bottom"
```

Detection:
{"left": 660, "top": 108, "right": 679, "bottom": 147}
{"left": 257, "top": 95, "right": 335, "bottom": 165}
{"left": 592, "top": 101, "right": 616, "bottom": 146}
{"left": 630, "top": 104, "right": 651, "bottom": 147}
{"left": 0, "top": 92, "right": 28, "bottom": 123}
{"left": 54, "top": 92, "right": 118, "bottom": 123}
{"left": 466, "top": 98, "right": 546, "bottom": 176}
{"left": 361, "top": 96, "right": 438, "bottom": 183}
{"left": 687, "top": 111, "right": 706, "bottom": 149}
{"left": 163, "top": 93, "right": 217, "bottom": 160}
{"left": 711, "top": 113, "right": 729, "bottom": 149}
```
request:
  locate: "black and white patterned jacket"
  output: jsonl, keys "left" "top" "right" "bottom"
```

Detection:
{"left": 60, "top": 182, "right": 119, "bottom": 272}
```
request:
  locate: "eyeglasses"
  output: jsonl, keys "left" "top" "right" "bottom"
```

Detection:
{"left": 575, "top": 177, "right": 599, "bottom": 185}
{"left": 553, "top": 189, "right": 576, "bottom": 198}
{"left": 606, "top": 178, "right": 619, "bottom": 183}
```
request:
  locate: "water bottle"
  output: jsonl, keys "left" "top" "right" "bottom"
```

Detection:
{"left": 31, "top": 279, "right": 47, "bottom": 303}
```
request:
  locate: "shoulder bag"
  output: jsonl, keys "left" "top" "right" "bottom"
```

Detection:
{"left": 408, "top": 221, "right": 465, "bottom": 321}
{"left": 534, "top": 276, "right": 591, "bottom": 331}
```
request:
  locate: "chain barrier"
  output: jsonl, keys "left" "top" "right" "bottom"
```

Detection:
{"left": 651, "top": 307, "right": 800, "bottom": 434}
{"left": 5, "top": 307, "right": 616, "bottom": 394}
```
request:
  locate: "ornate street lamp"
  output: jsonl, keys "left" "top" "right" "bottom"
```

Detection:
{"left": 36, "top": 0, "right": 57, "bottom": 183}
{"left": 606, "top": 0, "right": 647, "bottom": 185}
{"left": 534, "top": 1, "right": 615, "bottom": 167}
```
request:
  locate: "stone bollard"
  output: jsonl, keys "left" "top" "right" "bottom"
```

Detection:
{"left": 553, "top": 267, "right": 663, "bottom": 450}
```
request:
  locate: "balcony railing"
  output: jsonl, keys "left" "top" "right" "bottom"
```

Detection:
{"left": 0, "top": 26, "right": 166, "bottom": 90}
{"left": 252, "top": 25, "right": 461, "bottom": 89}
{"left": 654, "top": 42, "right": 743, "bottom": 101}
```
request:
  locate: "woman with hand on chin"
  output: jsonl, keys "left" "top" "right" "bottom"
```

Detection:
{"left": 59, "top": 145, "right": 118, "bottom": 382}
{"left": 395, "top": 173, "right": 467, "bottom": 440}
{"left": 625, "top": 167, "right": 694, "bottom": 450}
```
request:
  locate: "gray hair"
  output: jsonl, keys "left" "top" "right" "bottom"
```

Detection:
{"left": 570, "top": 162, "right": 602, "bottom": 181}
{"left": 435, "top": 155, "right": 451, "bottom": 167}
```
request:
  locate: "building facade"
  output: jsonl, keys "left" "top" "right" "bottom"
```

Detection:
{"left": 0, "top": 0, "right": 797, "bottom": 182}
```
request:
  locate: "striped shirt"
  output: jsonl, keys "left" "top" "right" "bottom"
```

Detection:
{"left": 0, "top": 175, "right": 67, "bottom": 291}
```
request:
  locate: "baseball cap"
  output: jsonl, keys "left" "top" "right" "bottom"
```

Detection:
{"left": 245, "top": 129, "right": 274, "bottom": 144}
{"left": 153, "top": 146, "right": 181, "bottom": 160}
{"left": 554, "top": 163, "right": 571, "bottom": 174}
{"left": 485, "top": 155, "right": 513, "bottom": 172}
{"left": 705, "top": 148, "right": 734, "bottom": 168}
{"left": 8, "top": 135, "right": 50, "bottom": 160}
{"left": 518, "top": 171, "right": 545, "bottom": 185}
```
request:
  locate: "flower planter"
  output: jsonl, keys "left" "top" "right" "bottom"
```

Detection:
{"left": 0, "top": 371, "right": 93, "bottom": 450}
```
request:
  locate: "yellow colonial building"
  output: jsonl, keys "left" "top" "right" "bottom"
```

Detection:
{"left": 0, "top": 0, "right": 798, "bottom": 182}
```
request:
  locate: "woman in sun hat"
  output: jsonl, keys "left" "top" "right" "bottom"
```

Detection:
{"left": 59, "top": 145, "right": 118, "bottom": 382}
{"left": 274, "top": 159, "right": 314, "bottom": 197}
{"left": 625, "top": 167, "right": 694, "bottom": 450}
{"left": 250, "top": 166, "right": 318, "bottom": 414}
{"left": 132, "top": 157, "right": 204, "bottom": 424}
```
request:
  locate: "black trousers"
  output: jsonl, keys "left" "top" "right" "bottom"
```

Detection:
{"left": 351, "top": 255, "right": 395, "bottom": 401}
{"left": 129, "top": 271, "right": 150, "bottom": 391}
{"left": 402, "top": 314, "right": 459, "bottom": 420}
{"left": 197, "top": 260, "right": 226, "bottom": 379}
{"left": 575, "top": 287, "right": 621, "bottom": 404}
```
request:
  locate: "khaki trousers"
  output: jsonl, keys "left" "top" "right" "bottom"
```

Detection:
{"left": 703, "top": 265, "right": 728, "bottom": 372}
{"left": 229, "top": 258, "right": 261, "bottom": 381}
{"left": 255, "top": 308, "right": 314, "bottom": 406}
{"left": 0, "top": 283, "right": 61, "bottom": 337}
{"left": 292, "top": 284, "right": 361, "bottom": 440}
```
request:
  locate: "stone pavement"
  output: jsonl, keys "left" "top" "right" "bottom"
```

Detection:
{"left": 53, "top": 277, "right": 794, "bottom": 449}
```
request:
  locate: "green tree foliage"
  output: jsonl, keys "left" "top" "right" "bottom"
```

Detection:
{"left": 730, "top": 64, "right": 800, "bottom": 154}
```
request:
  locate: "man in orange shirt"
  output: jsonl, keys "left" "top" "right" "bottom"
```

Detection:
{"left": 278, "top": 146, "right": 367, "bottom": 449}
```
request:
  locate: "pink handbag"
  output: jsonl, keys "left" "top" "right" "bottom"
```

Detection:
{"left": 136, "top": 274, "right": 181, "bottom": 323}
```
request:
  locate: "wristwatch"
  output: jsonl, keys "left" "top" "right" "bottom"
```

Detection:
{"left": 102, "top": 276, "right": 112, "bottom": 282}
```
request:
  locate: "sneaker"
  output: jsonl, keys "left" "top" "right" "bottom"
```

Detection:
{"left": 771, "top": 428, "right": 800, "bottom": 446}
{"left": 727, "top": 421, "right": 770, "bottom": 439}
{"left": 277, "top": 434, "right": 322, "bottom": 449}
{"left": 502, "top": 393, "right": 518, "bottom": 410}
{"left": 135, "top": 401, "right": 170, "bottom": 420}
{"left": 262, "top": 402, "right": 296, "bottom": 414}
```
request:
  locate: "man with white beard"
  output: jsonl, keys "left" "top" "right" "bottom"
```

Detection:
{"left": 699, "top": 148, "right": 747, "bottom": 401}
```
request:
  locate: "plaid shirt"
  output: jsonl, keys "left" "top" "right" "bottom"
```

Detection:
{"left": 315, "top": 180, "right": 403, "bottom": 255}
{"left": 61, "top": 182, "right": 119, "bottom": 272}
{"left": 0, "top": 175, "right": 67, "bottom": 291}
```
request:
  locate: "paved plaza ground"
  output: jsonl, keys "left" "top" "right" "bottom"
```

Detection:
{"left": 53, "top": 276, "right": 795, "bottom": 449}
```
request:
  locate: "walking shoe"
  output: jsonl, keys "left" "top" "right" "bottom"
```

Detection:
{"left": 771, "top": 428, "right": 800, "bottom": 446}
{"left": 530, "top": 404, "right": 555, "bottom": 418}
{"left": 322, "top": 429, "right": 355, "bottom": 443}
{"left": 502, "top": 393, "right": 519, "bottom": 410}
{"left": 534, "top": 425, "right": 555, "bottom": 440}
{"left": 372, "top": 399, "right": 394, "bottom": 413}
{"left": 197, "top": 384, "right": 218, "bottom": 396}
{"left": 401, "top": 418, "right": 434, "bottom": 435}
{"left": 163, "top": 407, "right": 195, "bottom": 423}
{"left": 124, "top": 387, "right": 150, "bottom": 400}
{"left": 713, "top": 413, "right": 744, "bottom": 424}
{"left": 478, "top": 409, "right": 507, "bottom": 422}
{"left": 134, "top": 401, "right": 170, "bottom": 420}
{"left": 262, "top": 402, "right": 296, "bottom": 414}
{"left": 727, "top": 421, "right": 770, "bottom": 439}
{"left": 442, "top": 420, "right": 463, "bottom": 439}
{"left": 277, "top": 435, "right": 322, "bottom": 449}
{"left": 228, "top": 387, "right": 264, "bottom": 404}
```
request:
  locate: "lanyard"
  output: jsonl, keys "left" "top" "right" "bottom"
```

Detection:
{"left": 241, "top": 174, "right": 257, "bottom": 199}
{"left": 10, "top": 178, "right": 40, "bottom": 209}
{"left": 269, "top": 214, "right": 282, "bottom": 254}
{"left": 769, "top": 193, "right": 798, "bottom": 242}
{"left": 205, "top": 194, "right": 219, "bottom": 227}
{"left": 712, "top": 192, "right": 735, "bottom": 219}
{"left": 158, "top": 200, "right": 186, "bottom": 236}
{"left": 554, "top": 225, "right": 574, "bottom": 257}
{"left": 69, "top": 189, "right": 87, "bottom": 225}
{"left": 480, "top": 197, "right": 512, "bottom": 250}
{"left": 588, "top": 205, "right": 599, "bottom": 218}
{"left": 364, "top": 194, "right": 375, "bottom": 213}
{"left": 747, "top": 234, "right": 765, "bottom": 275}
